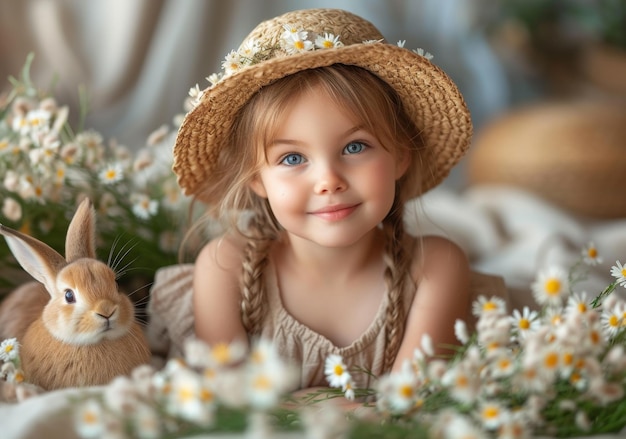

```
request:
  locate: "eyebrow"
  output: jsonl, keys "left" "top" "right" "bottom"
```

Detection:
{"left": 269, "top": 124, "right": 366, "bottom": 148}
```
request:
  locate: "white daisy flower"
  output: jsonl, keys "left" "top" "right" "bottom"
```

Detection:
{"left": 544, "top": 306, "right": 565, "bottom": 327}
{"left": 413, "top": 47, "right": 434, "bottom": 60}
{"left": 566, "top": 292, "right": 591, "bottom": 316}
{"left": 11, "top": 114, "right": 29, "bottom": 135}
{"left": 280, "top": 23, "right": 303, "bottom": 40}
{"left": 74, "top": 398, "right": 106, "bottom": 438}
{"left": 208, "top": 341, "right": 247, "bottom": 368}
{"left": 131, "top": 193, "right": 158, "bottom": 219}
{"left": 1, "top": 198, "right": 22, "bottom": 222}
{"left": 362, "top": 38, "right": 384, "bottom": 44}
{"left": 315, "top": 32, "right": 343, "bottom": 49}
{"left": 513, "top": 363, "right": 550, "bottom": 394}
{"left": 238, "top": 38, "right": 261, "bottom": 62}
{"left": 206, "top": 73, "right": 223, "bottom": 86}
{"left": 510, "top": 306, "right": 540, "bottom": 339}
{"left": 246, "top": 367, "right": 282, "bottom": 409}
{"left": 132, "top": 403, "right": 161, "bottom": 439}
{"left": 98, "top": 163, "right": 123, "bottom": 185}
{"left": 490, "top": 352, "right": 516, "bottom": 378}
{"left": 472, "top": 295, "right": 507, "bottom": 317}
{"left": 282, "top": 34, "right": 314, "bottom": 54}
{"left": 325, "top": 354, "right": 351, "bottom": 388}
{"left": 167, "top": 368, "right": 215, "bottom": 427}
{"left": 249, "top": 338, "right": 283, "bottom": 370}
{"left": 377, "top": 367, "right": 419, "bottom": 414}
{"left": 441, "top": 363, "right": 480, "bottom": 404}
{"left": 583, "top": 322, "right": 607, "bottom": 356}
{"left": 26, "top": 108, "right": 52, "bottom": 133}
{"left": 342, "top": 378, "right": 356, "bottom": 401}
{"left": 477, "top": 401, "right": 507, "bottom": 430}
{"left": 0, "top": 338, "right": 20, "bottom": 362}
{"left": 397, "top": 40, "right": 406, "bottom": 47}
{"left": 531, "top": 266, "right": 570, "bottom": 307}
{"left": 582, "top": 242, "right": 602, "bottom": 266}
{"left": 611, "top": 260, "right": 626, "bottom": 287}
{"left": 222, "top": 50, "right": 245, "bottom": 76}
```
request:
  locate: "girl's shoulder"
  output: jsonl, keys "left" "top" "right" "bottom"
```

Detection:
{"left": 196, "top": 232, "right": 248, "bottom": 273}
{"left": 405, "top": 234, "right": 470, "bottom": 282}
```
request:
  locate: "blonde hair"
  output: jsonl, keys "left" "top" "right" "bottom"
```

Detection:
{"left": 198, "top": 64, "right": 424, "bottom": 371}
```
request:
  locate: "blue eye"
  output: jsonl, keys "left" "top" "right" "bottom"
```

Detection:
{"left": 281, "top": 153, "right": 305, "bottom": 166}
{"left": 64, "top": 289, "right": 76, "bottom": 304}
{"left": 344, "top": 142, "right": 365, "bottom": 154}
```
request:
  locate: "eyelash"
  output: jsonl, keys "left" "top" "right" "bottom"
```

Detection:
{"left": 278, "top": 141, "right": 368, "bottom": 166}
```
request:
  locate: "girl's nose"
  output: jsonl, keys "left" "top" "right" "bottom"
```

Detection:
{"left": 313, "top": 165, "right": 347, "bottom": 194}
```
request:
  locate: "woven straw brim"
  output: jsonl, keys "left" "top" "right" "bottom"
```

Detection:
{"left": 174, "top": 43, "right": 472, "bottom": 204}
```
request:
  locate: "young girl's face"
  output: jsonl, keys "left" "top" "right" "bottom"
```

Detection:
{"left": 249, "top": 85, "right": 409, "bottom": 248}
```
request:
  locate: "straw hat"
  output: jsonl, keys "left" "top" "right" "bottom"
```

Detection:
{"left": 173, "top": 8, "right": 472, "bottom": 203}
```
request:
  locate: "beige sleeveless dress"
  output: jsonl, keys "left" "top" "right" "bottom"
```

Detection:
{"left": 148, "top": 257, "right": 507, "bottom": 389}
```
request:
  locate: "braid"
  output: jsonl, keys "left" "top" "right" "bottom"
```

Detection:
{"left": 240, "top": 206, "right": 276, "bottom": 334}
{"left": 382, "top": 197, "right": 411, "bottom": 371}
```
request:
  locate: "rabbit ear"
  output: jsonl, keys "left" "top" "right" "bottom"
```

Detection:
{"left": 65, "top": 198, "right": 97, "bottom": 262}
{"left": 0, "top": 224, "right": 67, "bottom": 294}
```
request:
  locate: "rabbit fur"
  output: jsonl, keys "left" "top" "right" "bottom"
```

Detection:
{"left": 0, "top": 198, "right": 151, "bottom": 390}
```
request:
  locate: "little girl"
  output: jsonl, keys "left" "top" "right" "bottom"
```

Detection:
{"left": 150, "top": 8, "right": 503, "bottom": 392}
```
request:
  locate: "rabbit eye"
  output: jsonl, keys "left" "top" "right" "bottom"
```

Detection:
{"left": 64, "top": 289, "right": 76, "bottom": 304}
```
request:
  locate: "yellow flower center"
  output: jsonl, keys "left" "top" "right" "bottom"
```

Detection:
{"left": 483, "top": 301, "right": 497, "bottom": 312}
{"left": 544, "top": 352, "right": 559, "bottom": 369}
{"left": 399, "top": 384, "right": 413, "bottom": 399}
{"left": 322, "top": 40, "right": 333, "bottom": 48}
{"left": 544, "top": 278, "right": 561, "bottom": 295}
{"left": 212, "top": 343, "right": 231, "bottom": 364}
{"left": 200, "top": 388, "right": 214, "bottom": 402}
{"left": 587, "top": 248, "right": 597, "bottom": 258}
{"left": 519, "top": 319, "right": 530, "bottom": 330}
{"left": 334, "top": 364, "right": 344, "bottom": 376}
{"left": 253, "top": 374, "right": 272, "bottom": 390}
{"left": 483, "top": 406, "right": 499, "bottom": 419}
{"left": 177, "top": 386, "right": 194, "bottom": 403}
{"left": 562, "top": 352, "right": 574, "bottom": 366}
{"left": 577, "top": 303, "right": 587, "bottom": 313}
{"left": 105, "top": 170, "right": 117, "bottom": 180}
{"left": 4, "top": 344, "right": 13, "bottom": 354}
{"left": 456, "top": 375, "right": 468, "bottom": 387}
{"left": 0, "top": 140, "right": 8, "bottom": 150}
{"left": 498, "top": 358, "right": 511, "bottom": 370}
{"left": 294, "top": 40, "right": 305, "bottom": 50}
{"left": 609, "top": 315, "right": 620, "bottom": 327}
{"left": 622, "top": 268, "right": 626, "bottom": 277}
{"left": 82, "top": 411, "right": 98, "bottom": 425}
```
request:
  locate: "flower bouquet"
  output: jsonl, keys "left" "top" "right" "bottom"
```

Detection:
{"left": 0, "top": 54, "right": 190, "bottom": 299}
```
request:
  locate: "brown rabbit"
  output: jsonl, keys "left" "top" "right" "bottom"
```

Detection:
{"left": 0, "top": 198, "right": 151, "bottom": 390}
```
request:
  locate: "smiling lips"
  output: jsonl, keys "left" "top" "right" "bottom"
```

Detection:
{"left": 310, "top": 203, "right": 359, "bottom": 221}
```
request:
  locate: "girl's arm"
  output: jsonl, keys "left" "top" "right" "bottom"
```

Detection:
{"left": 193, "top": 234, "right": 248, "bottom": 346}
{"left": 392, "top": 235, "right": 471, "bottom": 370}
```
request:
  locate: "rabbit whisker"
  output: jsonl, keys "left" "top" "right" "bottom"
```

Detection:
{"left": 109, "top": 239, "right": 139, "bottom": 277}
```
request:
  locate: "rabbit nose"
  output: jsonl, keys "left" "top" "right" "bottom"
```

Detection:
{"left": 95, "top": 301, "right": 117, "bottom": 321}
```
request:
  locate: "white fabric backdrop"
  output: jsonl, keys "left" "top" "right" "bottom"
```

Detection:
{"left": 0, "top": 0, "right": 507, "bottom": 188}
